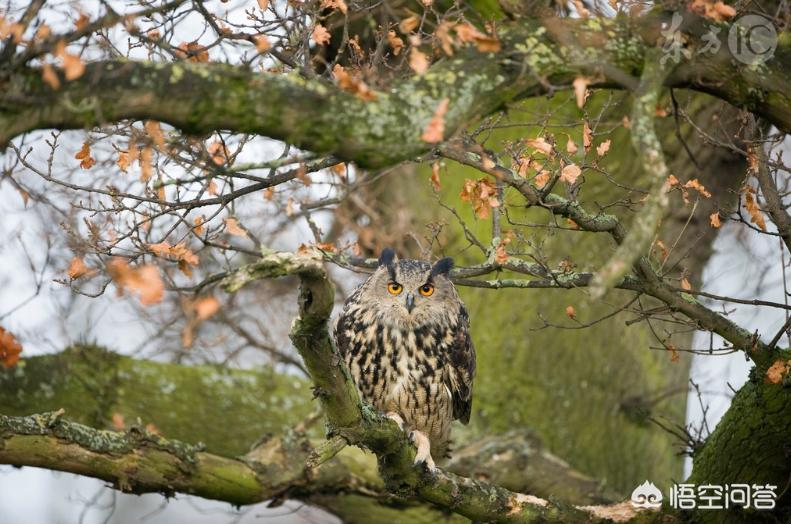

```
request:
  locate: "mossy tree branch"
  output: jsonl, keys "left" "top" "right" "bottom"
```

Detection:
{"left": 1, "top": 13, "right": 790, "bottom": 167}
{"left": 0, "top": 344, "right": 620, "bottom": 521}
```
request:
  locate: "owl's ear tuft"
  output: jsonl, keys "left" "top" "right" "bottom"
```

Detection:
{"left": 378, "top": 248, "right": 397, "bottom": 267}
{"left": 430, "top": 257, "right": 454, "bottom": 279}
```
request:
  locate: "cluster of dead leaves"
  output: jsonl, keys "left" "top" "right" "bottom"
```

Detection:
{"left": 176, "top": 41, "right": 209, "bottom": 63}
{"left": 742, "top": 185, "right": 767, "bottom": 231}
{"left": 765, "top": 358, "right": 791, "bottom": 384}
{"left": 207, "top": 140, "right": 228, "bottom": 166}
{"left": 2, "top": 14, "right": 88, "bottom": 89}
{"left": 107, "top": 258, "right": 164, "bottom": 306}
{"left": 688, "top": 0, "right": 737, "bottom": 22}
{"left": 517, "top": 133, "right": 604, "bottom": 189}
{"left": 667, "top": 175, "right": 711, "bottom": 204}
{"left": 332, "top": 64, "right": 376, "bottom": 101}
{"left": 460, "top": 177, "right": 499, "bottom": 219}
{"left": 434, "top": 21, "right": 501, "bottom": 56}
{"left": 74, "top": 142, "right": 96, "bottom": 169}
{"left": 116, "top": 123, "right": 166, "bottom": 183}
{"left": 181, "top": 296, "right": 221, "bottom": 348}
{"left": 147, "top": 241, "right": 199, "bottom": 276}
{"left": 41, "top": 40, "right": 86, "bottom": 89}
{"left": 0, "top": 327, "right": 22, "bottom": 368}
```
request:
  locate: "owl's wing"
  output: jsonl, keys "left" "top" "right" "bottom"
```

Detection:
{"left": 446, "top": 304, "right": 476, "bottom": 425}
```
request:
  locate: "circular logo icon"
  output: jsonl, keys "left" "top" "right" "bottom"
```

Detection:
{"left": 728, "top": 15, "right": 778, "bottom": 65}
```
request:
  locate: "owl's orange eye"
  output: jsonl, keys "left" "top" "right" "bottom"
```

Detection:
{"left": 419, "top": 284, "right": 434, "bottom": 297}
{"left": 387, "top": 282, "right": 403, "bottom": 295}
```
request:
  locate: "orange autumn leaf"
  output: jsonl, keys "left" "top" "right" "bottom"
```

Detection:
{"left": 106, "top": 258, "right": 165, "bottom": 306}
{"left": 621, "top": 115, "right": 631, "bottom": 129}
{"left": 409, "top": 45, "right": 429, "bottom": 74}
{"left": 399, "top": 15, "right": 420, "bottom": 34}
{"left": 430, "top": 162, "right": 442, "bottom": 191}
{"left": 312, "top": 24, "right": 330, "bottom": 45}
{"left": 667, "top": 343, "right": 680, "bottom": 363}
{"left": 263, "top": 187, "right": 275, "bottom": 200}
{"left": 681, "top": 277, "right": 692, "bottom": 290}
{"left": 387, "top": 30, "right": 404, "bottom": 55}
{"left": 63, "top": 53, "right": 85, "bottom": 80}
{"left": 689, "top": 0, "right": 736, "bottom": 22}
{"left": 117, "top": 150, "right": 131, "bottom": 172}
{"left": 140, "top": 146, "right": 153, "bottom": 182}
{"left": 654, "top": 239, "right": 669, "bottom": 261}
{"left": 525, "top": 137, "right": 553, "bottom": 155}
{"left": 257, "top": 0, "right": 268, "bottom": 9}
{"left": 0, "top": 18, "right": 25, "bottom": 43}
{"left": 74, "top": 142, "right": 96, "bottom": 169}
{"left": 224, "top": 217, "right": 247, "bottom": 236}
{"left": 453, "top": 22, "right": 501, "bottom": 52}
{"left": 709, "top": 212, "right": 722, "bottom": 228}
{"left": 331, "top": 162, "right": 347, "bottom": 177}
{"left": 193, "top": 215, "right": 206, "bottom": 235}
{"left": 420, "top": 98, "right": 449, "bottom": 143}
{"left": 144, "top": 120, "right": 166, "bottom": 149}
{"left": 111, "top": 412, "right": 125, "bottom": 429}
{"left": 42, "top": 64, "right": 61, "bottom": 89}
{"left": 683, "top": 178, "right": 711, "bottom": 198}
{"left": 765, "top": 358, "right": 791, "bottom": 384}
{"left": 147, "top": 241, "right": 199, "bottom": 266}
{"left": 193, "top": 296, "right": 221, "bottom": 320}
{"left": 0, "top": 327, "right": 23, "bottom": 368}
{"left": 583, "top": 120, "right": 593, "bottom": 151}
{"left": 743, "top": 185, "right": 767, "bottom": 231}
{"left": 533, "top": 170, "right": 551, "bottom": 189}
{"left": 254, "top": 35, "right": 271, "bottom": 52}
{"left": 565, "top": 305, "right": 576, "bottom": 319}
{"left": 35, "top": 24, "right": 51, "bottom": 41}
{"left": 566, "top": 136, "right": 578, "bottom": 155}
{"left": 572, "top": 77, "right": 589, "bottom": 108}
{"left": 207, "top": 140, "right": 228, "bottom": 166}
{"left": 207, "top": 179, "right": 218, "bottom": 195}
{"left": 74, "top": 12, "right": 90, "bottom": 31}
{"left": 68, "top": 256, "right": 91, "bottom": 279}
{"left": 560, "top": 164, "right": 581, "bottom": 184}
{"left": 494, "top": 235, "right": 511, "bottom": 264}
{"left": 596, "top": 140, "right": 611, "bottom": 157}
{"left": 747, "top": 147, "right": 760, "bottom": 173}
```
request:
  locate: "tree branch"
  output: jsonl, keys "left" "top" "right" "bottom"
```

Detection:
{"left": 2, "top": 14, "right": 790, "bottom": 167}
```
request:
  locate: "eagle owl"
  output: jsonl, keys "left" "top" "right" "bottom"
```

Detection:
{"left": 333, "top": 249, "right": 476, "bottom": 470}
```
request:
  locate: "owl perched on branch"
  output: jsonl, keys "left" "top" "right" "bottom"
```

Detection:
{"left": 333, "top": 248, "right": 476, "bottom": 471}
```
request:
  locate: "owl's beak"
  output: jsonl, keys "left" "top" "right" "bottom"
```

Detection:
{"left": 404, "top": 292, "right": 415, "bottom": 313}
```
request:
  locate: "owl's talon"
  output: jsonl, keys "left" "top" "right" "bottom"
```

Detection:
{"left": 408, "top": 430, "right": 437, "bottom": 473}
{"left": 385, "top": 412, "right": 406, "bottom": 431}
